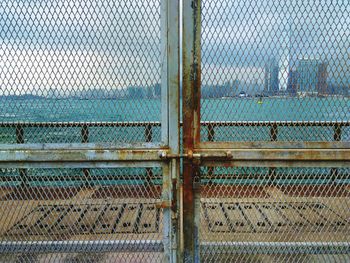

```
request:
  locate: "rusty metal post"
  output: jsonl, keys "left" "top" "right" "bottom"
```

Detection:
{"left": 81, "top": 124, "right": 89, "bottom": 143}
{"left": 269, "top": 124, "right": 278, "bottom": 183}
{"left": 81, "top": 124, "right": 91, "bottom": 186}
{"left": 207, "top": 124, "right": 215, "bottom": 178}
{"left": 145, "top": 124, "right": 154, "bottom": 186}
{"left": 331, "top": 124, "right": 342, "bottom": 180}
{"left": 183, "top": 0, "right": 202, "bottom": 261}
{"left": 270, "top": 123, "right": 278, "bottom": 142}
{"left": 16, "top": 124, "right": 27, "bottom": 186}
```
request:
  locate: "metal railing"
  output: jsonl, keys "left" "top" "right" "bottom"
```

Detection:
{"left": 1, "top": 120, "right": 349, "bottom": 144}
{"left": 1, "top": 121, "right": 348, "bottom": 187}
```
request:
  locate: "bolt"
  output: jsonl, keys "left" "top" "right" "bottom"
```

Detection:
{"left": 158, "top": 150, "right": 167, "bottom": 159}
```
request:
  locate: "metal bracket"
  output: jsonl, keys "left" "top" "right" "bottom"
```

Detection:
{"left": 156, "top": 200, "right": 172, "bottom": 209}
{"left": 158, "top": 150, "right": 200, "bottom": 160}
{"left": 158, "top": 150, "right": 233, "bottom": 163}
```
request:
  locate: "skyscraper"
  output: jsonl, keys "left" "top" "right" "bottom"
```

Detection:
{"left": 287, "top": 70, "right": 298, "bottom": 96}
{"left": 317, "top": 62, "right": 328, "bottom": 95}
{"left": 297, "top": 58, "right": 328, "bottom": 96}
{"left": 264, "top": 58, "right": 279, "bottom": 96}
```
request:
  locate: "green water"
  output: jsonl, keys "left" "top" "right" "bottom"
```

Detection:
{"left": 0, "top": 97, "right": 349, "bottom": 122}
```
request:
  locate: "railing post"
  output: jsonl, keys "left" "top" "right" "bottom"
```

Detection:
{"left": 207, "top": 123, "right": 215, "bottom": 178}
{"left": 333, "top": 123, "right": 342, "bottom": 141}
{"left": 16, "top": 124, "right": 28, "bottom": 186}
{"left": 270, "top": 123, "right": 278, "bottom": 142}
{"left": 145, "top": 124, "right": 154, "bottom": 186}
{"left": 183, "top": 0, "right": 202, "bottom": 261}
{"left": 15, "top": 124, "right": 24, "bottom": 144}
{"left": 331, "top": 123, "right": 342, "bottom": 180}
{"left": 81, "top": 124, "right": 89, "bottom": 143}
{"left": 269, "top": 123, "right": 278, "bottom": 183}
{"left": 81, "top": 124, "right": 91, "bottom": 186}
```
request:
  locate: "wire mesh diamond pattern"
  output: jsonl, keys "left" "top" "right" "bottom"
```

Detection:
{"left": 199, "top": 167, "right": 350, "bottom": 262}
{"left": 0, "top": 0, "right": 162, "bottom": 143}
{"left": 0, "top": 167, "right": 164, "bottom": 262}
{"left": 201, "top": 0, "right": 350, "bottom": 142}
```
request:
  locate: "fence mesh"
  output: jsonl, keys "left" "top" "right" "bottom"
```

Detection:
{"left": 199, "top": 2, "right": 350, "bottom": 260}
{"left": 199, "top": 166, "right": 350, "bottom": 262}
{"left": 201, "top": 0, "right": 349, "bottom": 142}
{"left": 0, "top": 0, "right": 162, "bottom": 143}
{"left": 0, "top": 167, "right": 164, "bottom": 261}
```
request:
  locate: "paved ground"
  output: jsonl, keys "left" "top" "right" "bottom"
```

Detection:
{"left": 0, "top": 185, "right": 348, "bottom": 262}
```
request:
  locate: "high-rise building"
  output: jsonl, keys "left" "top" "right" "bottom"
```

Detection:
{"left": 317, "top": 62, "right": 328, "bottom": 95}
{"left": 297, "top": 58, "right": 328, "bottom": 96}
{"left": 264, "top": 58, "right": 279, "bottom": 95}
{"left": 287, "top": 70, "right": 298, "bottom": 96}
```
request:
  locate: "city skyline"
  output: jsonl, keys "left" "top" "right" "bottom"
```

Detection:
{"left": 0, "top": 0, "right": 349, "bottom": 92}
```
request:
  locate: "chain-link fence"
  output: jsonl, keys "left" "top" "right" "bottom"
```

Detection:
{"left": 197, "top": 0, "right": 350, "bottom": 261}
{"left": 200, "top": 0, "right": 349, "bottom": 143}
{"left": 0, "top": 0, "right": 162, "bottom": 144}
{"left": 1, "top": 0, "right": 349, "bottom": 262}
{"left": 0, "top": 0, "right": 175, "bottom": 262}
{"left": 199, "top": 167, "right": 350, "bottom": 262}
{"left": 0, "top": 167, "right": 165, "bottom": 262}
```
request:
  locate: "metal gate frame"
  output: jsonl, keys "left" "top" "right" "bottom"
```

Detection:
{"left": 182, "top": 0, "right": 350, "bottom": 262}
{"left": 0, "top": 0, "right": 349, "bottom": 262}
{"left": 0, "top": 0, "right": 179, "bottom": 262}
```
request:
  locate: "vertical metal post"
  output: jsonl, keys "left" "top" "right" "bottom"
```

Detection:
{"left": 333, "top": 124, "right": 342, "bottom": 141}
{"left": 16, "top": 125, "right": 24, "bottom": 144}
{"left": 207, "top": 124, "right": 215, "bottom": 178}
{"left": 81, "top": 124, "right": 91, "bottom": 186}
{"left": 81, "top": 124, "right": 89, "bottom": 143}
{"left": 331, "top": 124, "right": 342, "bottom": 180}
{"left": 270, "top": 123, "right": 278, "bottom": 142}
{"left": 161, "top": 0, "right": 180, "bottom": 261}
{"left": 269, "top": 124, "right": 278, "bottom": 183}
{"left": 183, "top": 0, "right": 201, "bottom": 261}
{"left": 145, "top": 124, "right": 154, "bottom": 185}
{"left": 16, "top": 124, "right": 27, "bottom": 186}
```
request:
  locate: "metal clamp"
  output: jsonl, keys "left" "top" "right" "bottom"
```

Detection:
{"left": 158, "top": 150, "right": 233, "bottom": 165}
{"left": 156, "top": 200, "right": 172, "bottom": 209}
{"left": 158, "top": 150, "right": 201, "bottom": 160}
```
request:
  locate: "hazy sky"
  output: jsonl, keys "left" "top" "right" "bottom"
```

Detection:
{"left": 201, "top": 0, "right": 350, "bottom": 85}
{"left": 0, "top": 0, "right": 349, "bottom": 94}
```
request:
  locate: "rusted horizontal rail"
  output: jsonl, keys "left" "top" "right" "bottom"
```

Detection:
{"left": 0, "top": 240, "right": 163, "bottom": 253}
{"left": 0, "top": 121, "right": 348, "bottom": 168}
{"left": 0, "top": 145, "right": 349, "bottom": 167}
{"left": 0, "top": 120, "right": 349, "bottom": 127}
{"left": 0, "top": 144, "right": 167, "bottom": 163}
{"left": 196, "top": 148, "right": 350, "bottom": 160}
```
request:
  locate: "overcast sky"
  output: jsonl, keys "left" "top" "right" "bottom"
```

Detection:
{"left": 0, "top": 0, "right": 349, "bottom": 94}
